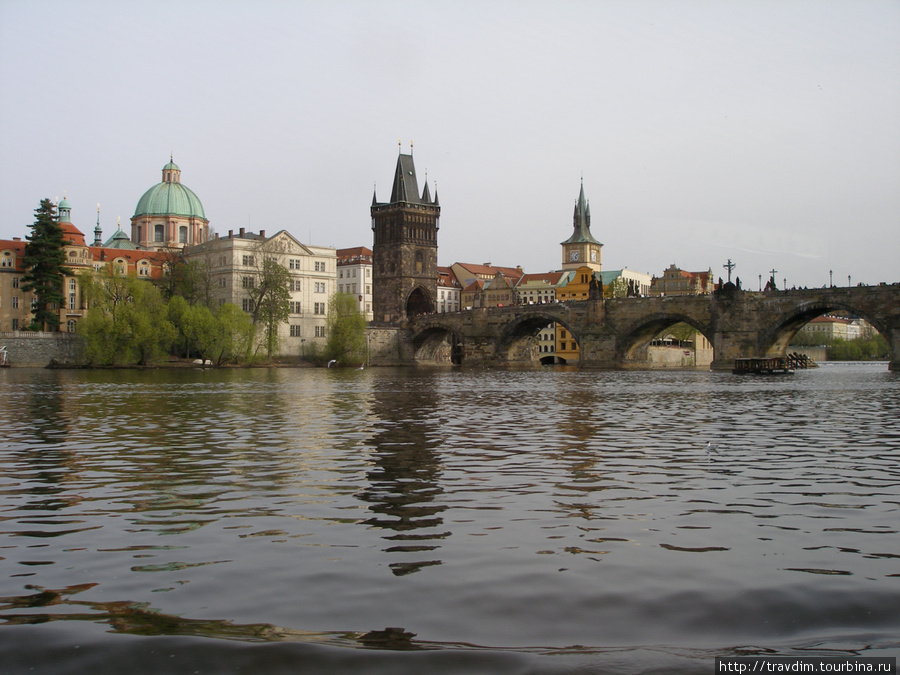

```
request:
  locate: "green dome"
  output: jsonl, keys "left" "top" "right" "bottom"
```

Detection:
{"left": 133, "top": 161, "right": 207, "bottom": 220}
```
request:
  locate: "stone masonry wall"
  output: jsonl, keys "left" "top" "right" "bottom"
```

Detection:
{"left": 0, "top": 331, "right": 82, "bottom": 367}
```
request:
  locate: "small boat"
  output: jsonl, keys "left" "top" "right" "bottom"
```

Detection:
{"left": 732, "top": 357, "right": 794, "bottom": 375}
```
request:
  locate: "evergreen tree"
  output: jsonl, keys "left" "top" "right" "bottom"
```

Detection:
{"left": 21, "top": 198, "right": 71, "bottom": 331}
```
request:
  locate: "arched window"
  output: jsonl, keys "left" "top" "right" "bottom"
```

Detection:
{"left": 67, "top": 319, "right": 77, "bottom": 333}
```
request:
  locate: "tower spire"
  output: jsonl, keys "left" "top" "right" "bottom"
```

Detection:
{"left": 93, "top": 203, "right": 103, "bottom": 246}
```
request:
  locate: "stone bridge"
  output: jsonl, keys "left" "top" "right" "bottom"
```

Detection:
{"left": 370, "top": 285, "right": 900, "bottom": 370}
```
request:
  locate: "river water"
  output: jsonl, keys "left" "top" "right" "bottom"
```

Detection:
{"left": 0, "top": 363, "right": 898, "bottom": 674}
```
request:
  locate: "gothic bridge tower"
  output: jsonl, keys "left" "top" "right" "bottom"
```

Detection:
{"left": 371, "top": 145, "right": 440, "bottom": 325}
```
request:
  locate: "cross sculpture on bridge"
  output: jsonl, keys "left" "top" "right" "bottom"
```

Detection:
{"left": 723, "top": 259, "right": 736, "bottom": 284}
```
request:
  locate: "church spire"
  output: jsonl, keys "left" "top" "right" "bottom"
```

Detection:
{"left": 93, "top": 203, "right": 103, "bottom": 246}
{"left": 562, "top": 179, "right": 601, "bottom": 246}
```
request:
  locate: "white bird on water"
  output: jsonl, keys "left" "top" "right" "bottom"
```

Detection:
{"left": 327, "top": 359, "right": 338, "bottom": 368}
{"left": 705, "top": 441, "right": 720, "bottom": 454}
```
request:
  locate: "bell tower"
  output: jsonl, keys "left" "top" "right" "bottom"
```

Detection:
{"left": 561, "top": 180, "right": 602, "bottom": 272}
{"left": 371, "top": 144, "right": 440, "bottom": 325}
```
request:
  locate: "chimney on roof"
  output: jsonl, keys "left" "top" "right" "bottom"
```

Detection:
{"left": 13, "top": 237, "right": 21, "bottom": 241}
{"left": 215, "top": 233, "right": 219, "bottom": 239}
{"left": 239, "top": 227, "right": 245, "bottom": 237}
{"left": 483, "top": 262, "right": 491, "bottom": 266}
{"left": 228, "top": 230, "right": 233, "bottom": 238}
{"left": 259, "top": 230, "right": 265, "bottom": 238}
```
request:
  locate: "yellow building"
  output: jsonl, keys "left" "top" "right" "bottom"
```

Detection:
{"left": 554, "top": 266, "right": 602, "bottom": 362}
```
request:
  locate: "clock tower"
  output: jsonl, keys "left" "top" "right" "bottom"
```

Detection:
{"left": 561, "top": 180, "right": 602, "bottom": 272}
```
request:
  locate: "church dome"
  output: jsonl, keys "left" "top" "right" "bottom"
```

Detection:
{"left": 133, "top": 160, "right": 207, "bottom": 220}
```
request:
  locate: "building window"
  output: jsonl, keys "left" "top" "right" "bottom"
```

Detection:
{"left": 154, "top": 224, "right": 164, "bottom": 242}
{"left": 69, "top": 293, "right": 76, "bottom": 310}
{"left": 314, "top": 302, "right": 325, "bottom": 315}
{"left": 290, "top": 325, "right": 301, "bottom": 337}
{"left": 242, "top": 276, "right": 256, "bottom": 289}
{"left": 67, "top": 319, "right": 77, "bottom": 332}
{"left": 12, "top": 277, "right": 19, "bottom": 288}
{"left": 12, "top": 296, "right": 19, "bottom": 309}
{"left": 242, "top": 298, "right": 255, "bottom": 313}
{"left": 179, "top": 226, "right": 188, "bottom": 243}
{"left": 289, "top": 259, "right": 301, "bottom": 270}
{"left": 315, "top": 325, "right": 325, "bottom": 337}
{"left": 242, "top": 255, "right": 255, "bottom": 267}
{"left": 289, "top": 301, "right": 302, "bottom": 314}
{"left": 11, "top": 318, "right": 19, "bottom": 330}
{"left": 315, "top": 261, "right": 325, "bottom": 272}
{"left": 290, "top": 279, "right": 301, "bottom": 291}
{"left": 218, "top": 277, "right": 227, "bottom": 288}
{"left": 315, "top": 282, "right": 325, "bottom": 293}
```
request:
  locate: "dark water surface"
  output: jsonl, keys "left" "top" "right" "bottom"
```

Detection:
{"left": 1, "top": 363, "right": 898, "bottom": 674}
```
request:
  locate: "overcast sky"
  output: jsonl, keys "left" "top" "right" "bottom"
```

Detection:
{"left": 1, "top": 0, "right": 898, "bottom": 289}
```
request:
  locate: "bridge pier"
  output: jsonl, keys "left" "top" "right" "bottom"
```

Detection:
{"left": 709, "top": 330, "right": 763, "bottom": 371}
{"left": 576, "top": 333, "right": 619, "bottom": 369}
{"left": 889, "top": 328, "right": 899, "bottom": 372}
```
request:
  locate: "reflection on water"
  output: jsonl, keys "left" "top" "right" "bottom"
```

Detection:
{"left": 358, "top": 377, "right": 448, "bottom": 575}
{"left": 0, "top": 364, "right": 898, "bottom": 673}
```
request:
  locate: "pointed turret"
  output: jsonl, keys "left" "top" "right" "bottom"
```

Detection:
{"left": 93, "top": 203, "right": 103, "bottom": 246}
{"left": 561, "top": 180, "right": 601, "bottom": 246}
{"left": 421, "top": 180, "right": 431, "bottom": 203}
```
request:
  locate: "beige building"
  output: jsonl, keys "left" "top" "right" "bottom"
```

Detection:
{"left": 798, "top": 315, "right": 861, "bottom": 342}
{"left": 185, "top": 229, "right": 335, "bottom": 356}
{"left": 649, "top": 264, "right": 714, "bottom": 296}
{"left": 337, "top": 247, "right": 373, "bottom": 321}
{"left": 515, "top": 271, "right": 564, "bottom": 305}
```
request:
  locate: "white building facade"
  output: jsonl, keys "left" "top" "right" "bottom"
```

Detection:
{"left": 185, "top": 228, "right": 335, "bottom": 356}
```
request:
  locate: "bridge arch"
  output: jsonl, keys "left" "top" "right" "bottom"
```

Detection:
{"left": 616, "top": 312, "right": 714, "bottom": 366}
{"left": 495, "top": 310, "right": 579, "bottom": 365}
{"left": 759, "top": 298, "right": 892, "bottom": 358}
{"left": 409, "top": 321, "right": 463, "bottom": 365}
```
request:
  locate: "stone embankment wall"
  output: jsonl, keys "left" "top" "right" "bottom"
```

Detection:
{"left": 647, "top": 345, "right": 714, "bottom": 368}
{"left": 0, "top": 331, "right": 81, "bottom": 367}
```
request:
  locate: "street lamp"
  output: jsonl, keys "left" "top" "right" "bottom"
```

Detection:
{"left": 758, "top": 274, "right": 762, "bottom": 291}
{"left": 829, "top": 269, "right": 833, "bottom": 287}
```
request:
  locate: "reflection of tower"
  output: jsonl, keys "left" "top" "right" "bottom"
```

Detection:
{"left": 371, "top": 145, "right": 440, "bottom": 325}
{"left": 358, "top": 377, "right": 447, "bottom": 576}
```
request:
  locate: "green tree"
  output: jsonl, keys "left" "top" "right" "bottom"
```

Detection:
{"left": 249, "top": 257, "right": 291, "bottom": 359}
{"left": 604, "top": 276, "right": 628, "bottom": 299}
{"left": 79, "top": 267, "right": 175, "bottom": 365}
{"left": 325, "top": 292, "right": 367, "bottom": 365}
{"left": 157, "top": 250, "right": 216, "bottom": 307}
{"left": 210, "top": 303, "right": 255, "bottom": 365}
{"left": 21, "top": 198, "right": 71, "bottom": 331}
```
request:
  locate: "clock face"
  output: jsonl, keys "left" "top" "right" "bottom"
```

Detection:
{"left": 569, "top": 250, "right": 580, "bottom": 262}
{"left": 590, "top": 250, "right": 597, "bottom": 262}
